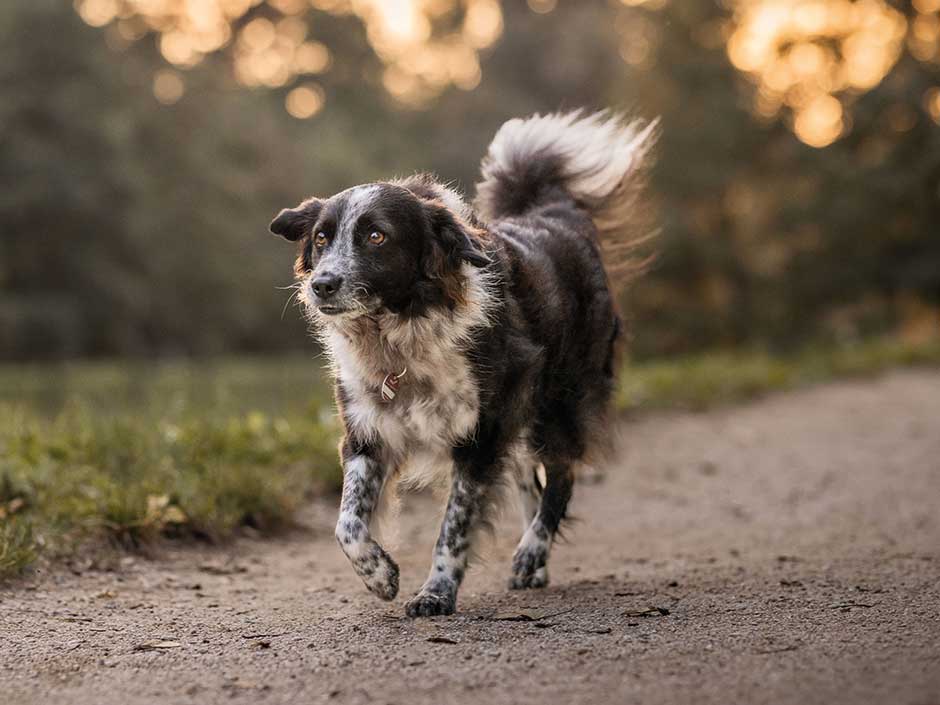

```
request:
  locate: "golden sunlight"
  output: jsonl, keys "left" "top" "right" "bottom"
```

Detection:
{"left": 727, "top": 0, "right": 910, "bottom": 148}
{"left": 285, "top": 82, "right": 325, "bottom": 118}
{"left": 152, "top": 68, "right": 185, "bottom": 104}
{"left": 526, "top": 0, "right": 557, "bottom": 14}
{"left": 74, "top": 0, "right": 503, "bottom": 109}
{"left": 926, "top": 87, "right": 940, "bottom": 125}
{"left": 72, "top": 0, "right": 936, "bottom": 135}
{"left": 620, "top": 0, "right": 669, "bottom": 9}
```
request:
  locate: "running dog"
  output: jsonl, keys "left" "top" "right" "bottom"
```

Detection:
{"left": 269, "top": 110, "right": 657, "bottom": 616}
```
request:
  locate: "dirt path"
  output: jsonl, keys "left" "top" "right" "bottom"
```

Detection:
{"left": 2, "top": 370, "right": 939, "bottom": 705}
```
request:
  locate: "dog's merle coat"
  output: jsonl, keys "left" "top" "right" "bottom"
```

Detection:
{"left": 270, "top": 111, "right": 656, "bottom": 617}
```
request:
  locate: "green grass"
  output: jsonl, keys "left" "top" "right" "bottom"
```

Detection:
{"left": 1, "top": 337, "right": 938, "bottom": 580}
{"left": 0, "top": 356, "right": 343, "bottom": 578}
{"left": 617, "top": 337, "right": 940, "bottom": 412}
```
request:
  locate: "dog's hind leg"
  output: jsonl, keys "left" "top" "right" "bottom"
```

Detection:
{"left": 516, "top": 464, "right": 542, "bottom": 532}
{"left": 509, "top": 460, "right": 574, "bottom": 590}
{"left": 334, "top": 441, "right": 400, "bottom": 601}
{"left": 508, "top": 440, "right": 542, "bottom": 532}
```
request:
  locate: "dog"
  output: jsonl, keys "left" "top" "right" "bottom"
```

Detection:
{"left": 269, "top": 110, "right": 657, "bottom": 617}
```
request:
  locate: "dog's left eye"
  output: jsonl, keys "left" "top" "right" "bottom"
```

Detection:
{"left": 368, "top": 231, "right": 386, "bottom": 246}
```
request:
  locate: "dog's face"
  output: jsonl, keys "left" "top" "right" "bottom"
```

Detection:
{"left": 270, "top": 181, "right": 489, "bottom": 321}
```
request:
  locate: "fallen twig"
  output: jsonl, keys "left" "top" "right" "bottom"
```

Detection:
{"left": 240, "top": 632, "right": 289, "bottom": 639}
{"left": 755, "top": 645, "right": 799, "bottom": 654}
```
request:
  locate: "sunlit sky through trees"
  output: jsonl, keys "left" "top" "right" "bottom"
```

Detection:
{"left": 73, "top": 0, "right": 940, "bottom": 148}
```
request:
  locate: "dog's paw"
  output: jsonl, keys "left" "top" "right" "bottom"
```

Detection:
{"left": 509, "top": 565, "right": 549, "bottom": 590}
{"left": 357, "top": 547, "right": 400, "bottom": 601}
{"left": 508, "top": 543, "right": 549, "bottom": 590}
{"left": 337, "top": 526, "right": 400, "bottom": 601}
{"left": 404, "top": 590, "right": 456, "bottom": 617}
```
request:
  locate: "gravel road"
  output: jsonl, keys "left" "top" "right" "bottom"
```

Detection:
{"left": 2, "top": 370, "right": 939, "bottom": 705}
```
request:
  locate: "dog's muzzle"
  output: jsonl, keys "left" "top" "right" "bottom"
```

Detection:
{"left": 310, "top": 272, "right": 349, "bottom": 315}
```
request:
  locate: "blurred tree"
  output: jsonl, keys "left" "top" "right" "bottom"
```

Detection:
{"left": 1, "top": 0, "right": 938, "bottom": 361}
{"left": 0, "top": 0, "right": 317, "bottom": 358}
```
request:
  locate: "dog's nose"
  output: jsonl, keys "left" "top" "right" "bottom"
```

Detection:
{"left": 312, "top": 273, "right": 343, "bottom": 300}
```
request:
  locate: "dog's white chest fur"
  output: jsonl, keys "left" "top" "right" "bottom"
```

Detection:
{"left": 340, "top": 359, "right": 478, "bottom": 488}
{"left": 323, "top": 266, "right": 495, "bottom": 488}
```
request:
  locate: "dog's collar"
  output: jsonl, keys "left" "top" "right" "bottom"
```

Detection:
{"left": 380, "top": 367, "right": 407, "bottom": 402}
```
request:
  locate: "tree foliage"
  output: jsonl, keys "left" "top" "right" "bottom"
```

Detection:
{"left": 1, "top": 0, "right": 938, "bottom": 360}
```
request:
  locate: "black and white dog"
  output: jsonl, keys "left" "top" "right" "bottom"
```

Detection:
{"left": 270, "top": 111, "right": 656, "bottom": 617}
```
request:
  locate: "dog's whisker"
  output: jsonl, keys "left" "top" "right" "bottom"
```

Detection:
{"left": 280, "top": 288, "right": 301, "bottom": 321}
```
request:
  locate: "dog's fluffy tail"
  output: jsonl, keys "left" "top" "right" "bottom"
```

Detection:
{"left": 474, "top": 110, "right": 658, "bottom": 282}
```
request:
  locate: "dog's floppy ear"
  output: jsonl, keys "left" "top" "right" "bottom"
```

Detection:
{"left": 425, "top": 202, "right": 491, "bottom": 269}
{"left": 269, "top": 197, "right": 323, "bottom": 241}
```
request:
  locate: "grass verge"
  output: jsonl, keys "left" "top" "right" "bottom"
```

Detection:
{"left": 617, "top": 337, "right": 940, "bottom": 411}
{"left": 0, "top": 356, "right": 343, "bottom": 579}
{"left": 2, "top": 337, "right": 938, "bottom": 580}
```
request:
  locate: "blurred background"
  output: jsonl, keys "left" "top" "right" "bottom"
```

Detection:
{"left": 2, "top": 0, "right": 940, "bottom": 575}
{"left": 3, "top": 0, "right": 939, "bottom": 363}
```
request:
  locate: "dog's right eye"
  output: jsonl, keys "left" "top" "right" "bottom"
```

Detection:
{"left": 314, "top": 233, "right": 328, "bottom": 249}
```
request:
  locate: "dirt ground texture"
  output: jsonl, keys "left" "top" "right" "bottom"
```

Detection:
{"left": 2, "top": 370, "right": 939, "bottom": 705}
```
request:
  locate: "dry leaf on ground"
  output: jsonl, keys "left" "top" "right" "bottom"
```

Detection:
{"left": 623, "top": 607, "right": 670, "bottom": 617}
{"left": 134, "top": 641, "right": 182, "bottom": 651}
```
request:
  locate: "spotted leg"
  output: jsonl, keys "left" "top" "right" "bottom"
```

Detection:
{"left": 405, "top": 468, "right": 490, "bottom": 617}
{"left": 334, "top": 443, "right": 399, "bottom": 601}
{"left": 509, "top": 460, "right": 573, "bottom": 589}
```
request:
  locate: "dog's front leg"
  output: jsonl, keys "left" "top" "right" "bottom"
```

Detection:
{"left": 405, "top": 467, "right": 489, "bottom": 617}
{"left": 335, "top": 443, "right": 399, "bottom": 601}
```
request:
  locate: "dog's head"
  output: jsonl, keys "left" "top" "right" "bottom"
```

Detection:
{"left": 270, "top": 178, "right": 489, "bottom": 322}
